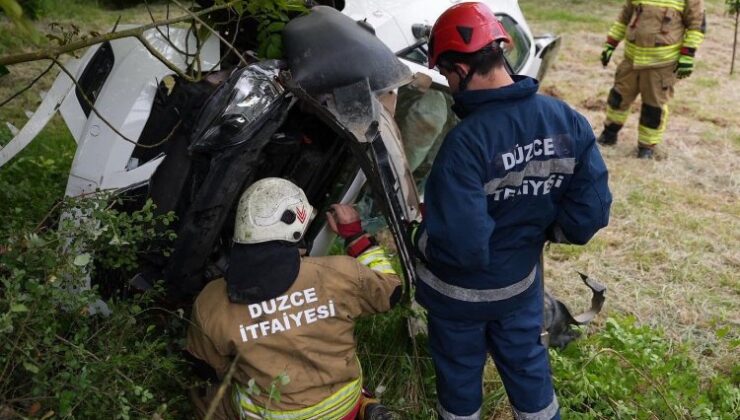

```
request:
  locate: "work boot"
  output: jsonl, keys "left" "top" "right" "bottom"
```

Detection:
{"left": 637, "top": 146, "right": 654, "bottom": 159}
{"left": 597, "top": 123, "right": 622, "bottom": 146}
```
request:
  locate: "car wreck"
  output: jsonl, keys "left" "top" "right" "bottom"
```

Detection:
{"left": 0, "top": 2, "right": 601, "bottom": 348}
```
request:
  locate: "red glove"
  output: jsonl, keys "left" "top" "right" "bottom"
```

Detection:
{"left": 336, "top": 220, "right": 363, "bottom": 239}
{"left": 326, "top": 204, "right": 363, "bottom": 239}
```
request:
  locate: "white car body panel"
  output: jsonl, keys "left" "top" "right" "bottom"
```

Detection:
{"left": 400, "top": 58, "right": 448, "bottom": 86}
{"left": 64, "top": 26, "right": 220, "bottom": 196}
{"left": 344, "top": 0, "right": 542, "bottom": 79}
{"left": 0, "top": 65, "right": 76, "bottom": 166}
{"left": 309, "top": 171, "right": 367, "bottom": 257}
{"left": 0, "top": 26, "right": 220, "bottom": 196}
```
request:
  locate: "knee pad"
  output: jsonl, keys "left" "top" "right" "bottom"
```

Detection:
{"left": 604, "top": 123, "right": 623, "bottom": 134}
{"left": 640, "top": 104, "right": 663, "bottom": 129}
{"left": 607, "top": 88, "right": 623, "bottom": 109}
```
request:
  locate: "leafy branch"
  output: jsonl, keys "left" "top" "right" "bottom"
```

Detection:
{"left": 0, "top": 1, "right": 242, "bottom": 68}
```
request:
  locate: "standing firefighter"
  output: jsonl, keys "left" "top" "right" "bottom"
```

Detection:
{"left": 186, "top": 178, "right": 399, "bottom": 419}
{"left": 598, "top": 0, "right": 706, "bottom": 158}
{"left": 413, "top": 2, "right": 612, "bottom": 419}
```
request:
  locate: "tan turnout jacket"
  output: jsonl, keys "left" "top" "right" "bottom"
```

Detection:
{"left": 187, "top": 255, "right": 400, "bottom": 415}
{"left": 607, "top": 0, "right": 705, "bottom": 68}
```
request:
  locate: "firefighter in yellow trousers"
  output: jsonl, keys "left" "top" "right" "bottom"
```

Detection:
{"left": 598, "top": 0, "right": 706, "bottom": 159}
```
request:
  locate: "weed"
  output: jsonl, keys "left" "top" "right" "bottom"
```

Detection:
{"left": 552, "top": 316, "right": 740, "bottom": 419}
{"left": 0, "top": 117, "right": 75, "bottom": 239}
{"left": 355, "top": 305, "right": 437, "bottom": 418}
{"left": 0, "top": 194, "right": 189, "bottom": 418}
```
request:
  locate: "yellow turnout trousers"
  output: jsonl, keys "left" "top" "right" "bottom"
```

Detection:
{"left": 605, "top": 59, "right": 677, "bottom": 147}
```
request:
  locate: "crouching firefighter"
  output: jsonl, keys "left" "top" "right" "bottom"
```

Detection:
{"left": 186, "top": 177, "right": 400, "bottom": 419}
{"left": 411, "top": 3, "right": 612, "bottom": 419}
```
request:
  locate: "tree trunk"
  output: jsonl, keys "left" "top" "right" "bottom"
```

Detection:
{"left": 733, "top": 10, "right": 739, "bottom": 75}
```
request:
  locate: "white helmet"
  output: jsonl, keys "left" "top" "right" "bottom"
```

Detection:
{"left": 234, "top": 178, "right": 316, "bottom": 244}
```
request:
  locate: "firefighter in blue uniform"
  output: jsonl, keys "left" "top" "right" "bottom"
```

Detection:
{"left": 412, "top": 3, "right": 612, "bottom": 419}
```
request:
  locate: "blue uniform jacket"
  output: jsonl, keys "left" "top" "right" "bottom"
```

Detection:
{"left": 414, "top": 76, "right": 612, "bottom": 320}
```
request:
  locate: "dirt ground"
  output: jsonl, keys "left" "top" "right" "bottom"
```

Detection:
{"left": 526, "top": 0, "right": 739, "bottom": 377}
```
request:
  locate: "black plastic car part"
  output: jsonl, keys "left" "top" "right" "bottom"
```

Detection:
{"left": 155, "top": 63, "right": 296, "bottom": 296}
{"left": 133, "top": 76, "right": 217, "bottom": 165}
{"left": 163, "top": 92, "right": 295, "bottom": 297}
{"left": 153, "top": 63, "right": 375, "bottom": 297}
{"left": 283, "top": 6, "right": 411, "bottom": 95}
{"left": 145, "top": 7, "right": 420, "bottom": 297}
{"left": 281, "top": 5, "right": 419, "bottom": 299}
{"left": 190, "top": 61, "right": 286, "bottom": 152}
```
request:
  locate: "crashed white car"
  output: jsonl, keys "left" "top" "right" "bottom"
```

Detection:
{"left": 0, "top": 1, "right": 568, "bottom": 291}
{"left": 0, "top": 2, "right": 598, "bottom": 347}
{"left": 0, "top": 0, "right": 560, "bottom": 196}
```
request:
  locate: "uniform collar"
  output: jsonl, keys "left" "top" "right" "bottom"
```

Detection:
{"left": 226, "top": 241, "right": 300, "bottom": 304}
{"left": 451, "top": 75, "right": 539, "bottom": 119}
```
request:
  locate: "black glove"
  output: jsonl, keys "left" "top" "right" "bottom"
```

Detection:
{"left": 601, "top": 37, "right": 619, "bottom": 67}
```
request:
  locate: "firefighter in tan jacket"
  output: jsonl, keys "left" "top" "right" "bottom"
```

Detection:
{"left": 598, "top": 0, "right": 706, "bottom": 158}
{"left": 186, "top": 178, "right": 400, "bottom": 419}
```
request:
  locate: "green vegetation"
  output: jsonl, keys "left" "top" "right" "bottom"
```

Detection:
{"left": 0, "top": 195, "right": 188, "bottom": 418}
{"left": 0, "top": 120, "right": 74, "bottom": 238}
{"left": 520, "top": 0, "right": 622, "bottom": 32}
{"left": 552, "top": 317, "right": 739, "bottom": 418}
{"left": 356, "top": 311, "right": 740, "bottom": 419}
{"left": 356, "top": 306, "right": 437, "bottom": 418}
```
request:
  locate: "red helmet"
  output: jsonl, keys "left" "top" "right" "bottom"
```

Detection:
{"left": 427, "top": 2, "right": 511, "bottom": 69}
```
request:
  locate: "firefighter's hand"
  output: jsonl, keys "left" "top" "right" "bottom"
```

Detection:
{"left": 600, "top": 43, "right": 615, "bottom": 67}
{"left": 675, "top": 54, "right": 694, "bottom": 79}
{"left": 326, "top": 204, "right": 363, "bottom": 239}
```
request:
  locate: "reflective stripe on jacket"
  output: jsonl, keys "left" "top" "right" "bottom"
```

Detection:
{"left": 233, "top": 376, "right": 362, "bottom": 419}
{"left": 607, "top": 0, "right": 705, "bottom": 68}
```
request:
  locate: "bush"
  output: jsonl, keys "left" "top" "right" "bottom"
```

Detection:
{"left": 551, "top": 316, "right": 740, "bottom": 419}
{"left": 15, "top": 0, "right": 52, "bottom": 19}
{"left": 0, "top": 194, "right": 191, "bottom": 419}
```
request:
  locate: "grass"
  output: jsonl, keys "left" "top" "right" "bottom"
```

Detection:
{"left": 0, "top": 118, "right": 74, "bottom": 236}
{"left": 520, "top": 0, "right": 623, "bottom": 33}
